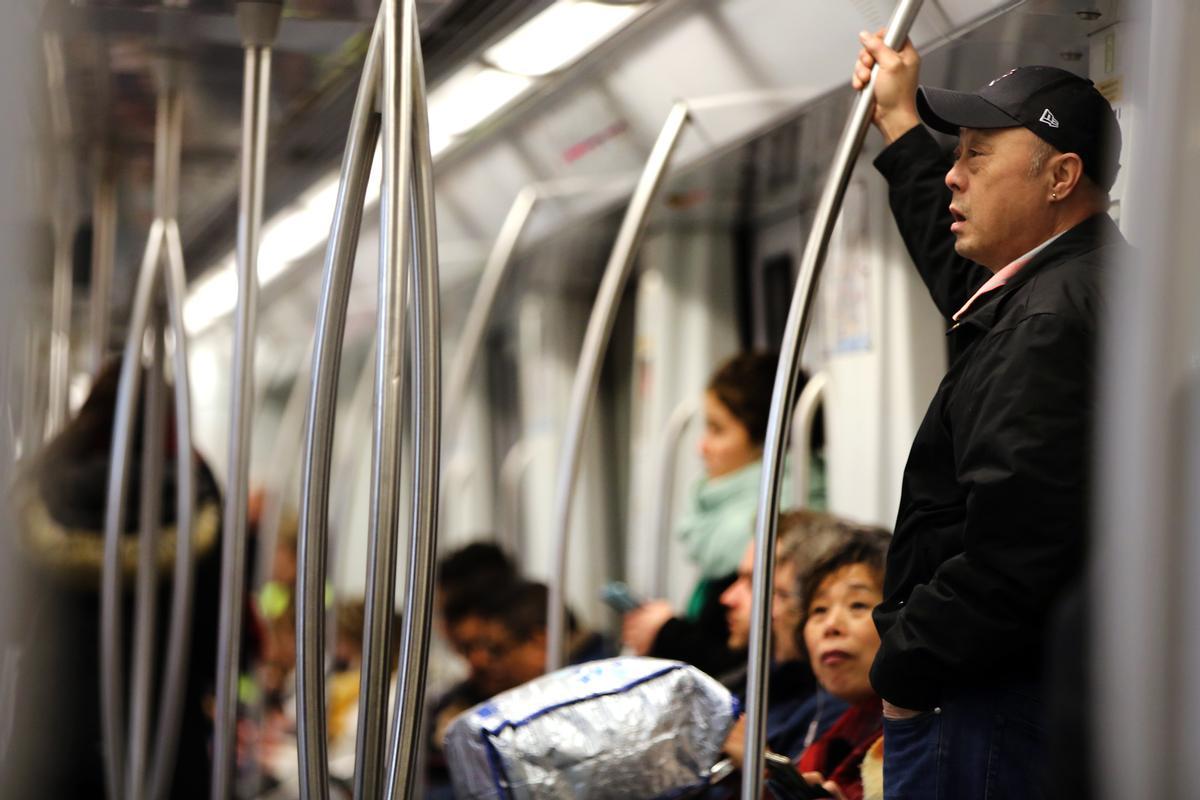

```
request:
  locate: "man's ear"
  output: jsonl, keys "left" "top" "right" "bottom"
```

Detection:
{"left": 1050, "top": 152, "right": 1086, "bottom": 201}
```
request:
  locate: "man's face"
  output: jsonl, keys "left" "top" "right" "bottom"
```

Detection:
{"left": 719, "top": 544, "right": 756, "bottom": 650}
{"left": 945, "top": 127, "right": 1054, "bottom": 270}
{"left": 449, "top": 616, "right": 546, "bottom": 698}
{"left": 719, "top": 542, "right": 798, "bottom": 660}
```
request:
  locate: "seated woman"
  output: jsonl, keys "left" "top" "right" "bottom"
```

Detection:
{"left": 793, "top": 526, "right": 891, "bottom": 800}
{"left": 623, "top": 352, "right": 813, "bottom": 678}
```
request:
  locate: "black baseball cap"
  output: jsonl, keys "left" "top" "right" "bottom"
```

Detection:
{"left": 916, "top": 66, "right": 1121, "bottom": 190}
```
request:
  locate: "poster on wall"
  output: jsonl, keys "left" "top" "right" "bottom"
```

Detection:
{"left": 823, "top": 177, "right": 873, "bottom": 355}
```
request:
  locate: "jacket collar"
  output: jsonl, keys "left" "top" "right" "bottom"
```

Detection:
{"left": 949, "top": 212, "right": 1123, "bottom": 335}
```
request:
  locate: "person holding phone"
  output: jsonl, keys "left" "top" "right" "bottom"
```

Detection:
{"left": 622, "top": 351, "right": 803, "bottom": 677}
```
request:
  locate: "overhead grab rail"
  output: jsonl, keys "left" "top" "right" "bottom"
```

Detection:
{"left": 211, "top": 3, "right": 282, "bottom": 798}
{"left": 443, "top": 174, "right": 633, "bottom": 441}
{"left": 546, "top": 87, "right": 811, "bottom": 670}
{"left": 740, "top": 3, "right": 925, "bottom": 798}
{"left": 100, "top": 57, "right": 198, "bottom": 800}
{"left": 649, "top": 397, "right": 697, "bottom": 599}
{"left": 790, "top": 371, "right": 829, "bottom": 508}
{"left": 295, "top": 0, "right": 442, "bottom": 796}
{"left": 440, "top": 175, "right": 632, "bottom": 547}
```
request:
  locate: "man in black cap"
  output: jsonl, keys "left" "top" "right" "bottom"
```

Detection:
{"left": 849, "top": 31, "right": 1127, "bottom": 799}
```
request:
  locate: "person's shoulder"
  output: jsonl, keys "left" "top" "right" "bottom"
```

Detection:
{"left": 1018, "top": 252, "right": 1114, "bottom": 333}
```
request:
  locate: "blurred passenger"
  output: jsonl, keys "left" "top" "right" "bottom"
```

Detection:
{"left": 431, "top": 540, "right": 519, "bottom": 697}
{"left": 624, "top": 352, "right": 820, "bottom": 677}
{"left": 435, "top": 541, "right": 517, "bottom": 615}
{"left": 719, "top": 511, "right": 857, "bottom": 772}
{"left": 7, "top": 358, "right": 223, "bottom": 798}
{"left": 258, "top": 513, "right": 300, "bottom": 706}
{"left": 425, "top": 580, "right": 613, "bottom": 795}
{"left": 853, "top": 31, "right": 1125, "bottom": 799}
{"left": 794, "top": 528, "right": 892, "bottom": 800}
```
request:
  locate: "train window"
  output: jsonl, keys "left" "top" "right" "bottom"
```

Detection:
{"left": 764, "top": 120, "right": 801, "bottom": 194}
{"left": 761, "top": 251, "right": 795, "bottom": 350}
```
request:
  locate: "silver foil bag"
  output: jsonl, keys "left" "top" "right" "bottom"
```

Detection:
{"left": 443, "top": 657, "right": 737, "bottom": 800}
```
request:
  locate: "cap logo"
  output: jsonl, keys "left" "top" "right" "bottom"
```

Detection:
{"left": 988, "top": 68, "right": 1018, "bottom": 87}
{"left": 1039, "top": 108, "right": 1060, "bottom": 128}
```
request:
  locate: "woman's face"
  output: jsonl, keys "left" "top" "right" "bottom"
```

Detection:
{"left": 699, "top": 391, "right": 760, "bottom": 479}
{"left": 802, "top": 563, "right": 883, "bottom": 704}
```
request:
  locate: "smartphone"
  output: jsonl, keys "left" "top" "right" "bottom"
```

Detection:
{"left": 600, "top": 581, "right": 644, "bottom": 613}
{"left": 763, "top": 751, "right": 833, "bottom": 799}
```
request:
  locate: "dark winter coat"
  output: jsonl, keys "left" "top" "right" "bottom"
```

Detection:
{"left": 868, "top": 125, "right": 1129, "bottom": 710}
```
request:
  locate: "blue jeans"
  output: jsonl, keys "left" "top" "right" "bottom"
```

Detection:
{"left": 882, "top": 685, "right": 1046, "bottom": 800}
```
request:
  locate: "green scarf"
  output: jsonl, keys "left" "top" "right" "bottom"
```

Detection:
{"left": 675, "top": 459, "right": 796, "bottom": 581}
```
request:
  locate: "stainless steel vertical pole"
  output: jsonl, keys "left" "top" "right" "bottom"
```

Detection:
{"left": 150, "top": 212, "right": 197, "bottom": 800}
{"left": 126, "top": 308, "right": 164, "bottom": 800}
{"left": 101, "top": 64, "right": 197, "bottom": 800}
{"left": 296, "top": 11, "right": 383, "bottom": 799}
{"left": 46, "top": 213, "right": 74, "bottom": 435}
{"left": 353, "top": 0, "right": 415, "bottom": 793}
{"left": 296, "top": 3, "right": 441, "bottom": 795}
{"left": 211, "top": 4, "right": 281, "bottom": 797}
{"left": 546, "top": 102, "right": 689, "bottom": 670}
{"left": 100, "top": 220, "right": 161, "bottom": 800}
{"left": 43, "top": 31, "right": 74, "bottom": 438}
{"left": 740, "top": 3, "right": 924, "bottom": 797}
{"left": 383, "top": 8, "right": 441, "bottom": 793}
{"left": 90, "top": 158, "right": 118, "bottom": 373}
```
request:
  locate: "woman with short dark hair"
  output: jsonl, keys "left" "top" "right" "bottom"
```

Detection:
{"left": 621, "top": 351, "right": 805, "bottom": 678}
{"left": 794, "top": 526, "right": 891, "bottom": 800}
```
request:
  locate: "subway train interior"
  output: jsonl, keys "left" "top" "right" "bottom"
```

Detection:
{"left": 1, "top": 0, "right": 1198, "bottom": 797}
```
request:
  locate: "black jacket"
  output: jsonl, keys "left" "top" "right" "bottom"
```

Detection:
{"left": 649, "top": 575, "right": 746, "bottom": 678}
{"left": 868, "top": 126, "right": 1128, "bottom": 710}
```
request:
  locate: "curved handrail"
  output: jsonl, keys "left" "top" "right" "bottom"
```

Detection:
{"left": 442, "top": 186, "right": 537, "bottom": 439}
{"left": 543, "top": 85, "right": 830, "bottom": 668}
{"left": 546, "top": 101, "right": 690, "bottom": 669}
{"left": 353, "top": 0, "right": 418, "bottom": 793}
{"left": 127, "top": 304, "right": 164, "bottom": 800}
{"left": 383, "top": 12, "right": 441, "bottom": 794}
{"left": 100, "top": 70, "right": 197, "bottom": 800}
{"left": 649, "top": 397, "right": 697, "bottom": 599}
{"left": 441, "top": 175, "right": 633, "bottom": 549}
{"left": 211, "top": 4, "right": 281, "bottom": 795}
{"left": 149, "top": 217, "right": 197, "bottom": 800}
{"left": 296, "top": 10, "right": 383, "bottom": 799}
{"left": 740, "top": 3, "right": 925, "bottom": 797}
{"left": 790, "top": 371, "right": 829, "bottom": 508}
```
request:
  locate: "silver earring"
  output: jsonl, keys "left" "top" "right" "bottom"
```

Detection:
{"left": 1051, "top": 192, "right": 1057, "bottom": 200}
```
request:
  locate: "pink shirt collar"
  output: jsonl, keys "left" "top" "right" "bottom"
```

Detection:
{"left": 952, "top": 231, "right": 1067, "bottom": 322}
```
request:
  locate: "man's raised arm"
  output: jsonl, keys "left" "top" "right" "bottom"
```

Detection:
{"left": 854, "top": 31, "right": 991, "bottom": 319}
